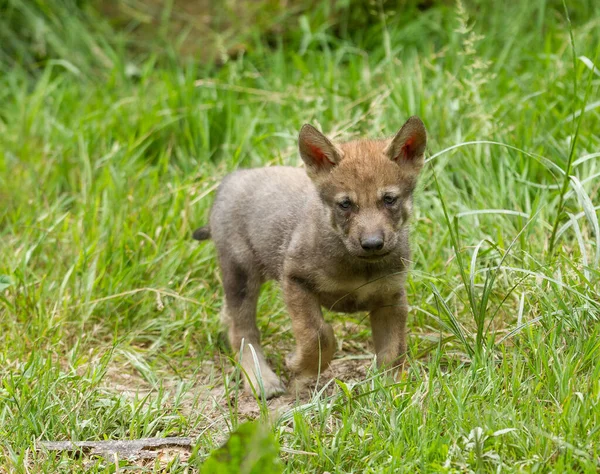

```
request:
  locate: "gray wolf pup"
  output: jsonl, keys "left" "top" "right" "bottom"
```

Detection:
{"left": 194, "top": 116, "right": 427, "bottom": 398}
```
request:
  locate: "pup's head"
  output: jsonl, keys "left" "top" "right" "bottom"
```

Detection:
{"left": 298, "top": 116, "right": 427, "bottom": 261}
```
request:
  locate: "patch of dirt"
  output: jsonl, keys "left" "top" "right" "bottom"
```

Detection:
{"left": 103, "top": 365, "right": 154, "bottom": 398}
{"left": 100, "top": 344, "right": 374, "bottom": 420}
{"left": 200, "top": 353, "right": 372, "bottom": 422}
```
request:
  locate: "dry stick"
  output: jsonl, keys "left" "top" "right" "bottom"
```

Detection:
{"left": 39, "top": 437, "right": 194, "bottom": 461}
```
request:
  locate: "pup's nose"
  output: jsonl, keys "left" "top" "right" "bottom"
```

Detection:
{"left": 360, "top": 235, "right": 384, "bottom": 251}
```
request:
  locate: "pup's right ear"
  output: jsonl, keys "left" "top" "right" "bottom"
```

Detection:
{"left": 298, "top": 124, "right": 343, "bottom": 175}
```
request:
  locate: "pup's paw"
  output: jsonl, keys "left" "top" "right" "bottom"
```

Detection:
{"left": 285, "top": 350, "right": 331, "bottom": 376}
{"left": 245, "top": 368, "right": 286, "bottom": 399}
{"left": 285, "top": 324, "right": 336, "bottom": 375}
{"left": 262, "top": 374, "right": 286, "bottom": 399}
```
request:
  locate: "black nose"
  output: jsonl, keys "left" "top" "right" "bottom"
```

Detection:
{"left": 360, "top": 235, "right": 384, "bottom": 251}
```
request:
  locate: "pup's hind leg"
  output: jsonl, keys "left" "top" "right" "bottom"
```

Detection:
{"left": 220, "top": 258, "right": 285, "bottom": 398}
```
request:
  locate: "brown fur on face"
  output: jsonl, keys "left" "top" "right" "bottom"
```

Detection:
{"left": 300, "top": 117, "right": 426, "bottom": 261}
{"left": 193, "top": 117, "right": 427, "bottom": 399}
{"left": 317, "top": 140, "right": 420, "bottom": 259}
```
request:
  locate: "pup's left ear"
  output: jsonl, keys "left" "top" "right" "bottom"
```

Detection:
{"left": 385, "top": 116, "right": 427, "bottom": 168}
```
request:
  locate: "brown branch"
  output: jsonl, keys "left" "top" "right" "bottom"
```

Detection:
{"left": 39, "top": 437, "right": 194, "bottom": 461}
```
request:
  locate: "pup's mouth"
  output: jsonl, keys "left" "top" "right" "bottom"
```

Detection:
{"left": 357, "top": 251, "right": 391, "bottom": 261}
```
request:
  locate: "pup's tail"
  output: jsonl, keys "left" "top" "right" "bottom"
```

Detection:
{"left": 192, "top": 226, "right": 211, "bottom": 241}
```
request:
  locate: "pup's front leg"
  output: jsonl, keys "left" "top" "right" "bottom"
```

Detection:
{"left": 282, "top": 275, "right": 335, "bottom": 376}
{"left": 369, "top": 292, "right": 408, "bottom": 371}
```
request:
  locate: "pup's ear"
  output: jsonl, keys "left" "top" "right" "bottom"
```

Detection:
{"left": 385, "top": 116, "right": 427, "bottom": 168}
{"left": 299, "top": 124, "right": 343, "bottom": 175}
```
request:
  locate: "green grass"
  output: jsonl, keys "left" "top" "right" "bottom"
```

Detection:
{"left": 1, "top": 0, "right": 600, "bottom": 471}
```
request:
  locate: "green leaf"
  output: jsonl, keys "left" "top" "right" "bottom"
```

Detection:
{"left": 335, "top": 379, "right": 353, "bottom": 400}
{"left": 0, "top": 275, "right": 12, "bottom": 292}
{"left": 201, "top": 421, "right": 283, "bottom": 474}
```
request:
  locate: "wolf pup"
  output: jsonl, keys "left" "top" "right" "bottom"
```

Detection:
{"left": 193, "top": 116, "right": 426, "bottom": 398}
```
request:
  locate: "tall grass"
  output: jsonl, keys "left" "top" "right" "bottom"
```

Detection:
{"left": 1, "top": 0, "right": 599, "bottom": 471}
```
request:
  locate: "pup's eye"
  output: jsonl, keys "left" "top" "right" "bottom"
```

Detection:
{"left": 338, "top": 199, "right": 352, "bottom": 210}
{"left": 383, "top": 195, "right": 398, "bottom": 206}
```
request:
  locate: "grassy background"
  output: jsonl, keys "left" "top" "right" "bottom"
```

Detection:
{"left": 1, "top": 0, "right": 600, "bottom": 471}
